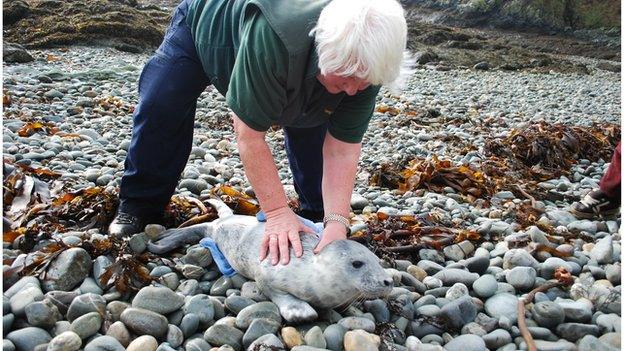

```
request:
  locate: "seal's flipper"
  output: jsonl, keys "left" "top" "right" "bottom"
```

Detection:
{"left": 147, "top": 223, "right": 212, "bottom": 254}
{"left": 206, "top": 199, "right": 234, "bottom": 218}
{"left": 263, "top": 285, "right": 318, "bottom": 323}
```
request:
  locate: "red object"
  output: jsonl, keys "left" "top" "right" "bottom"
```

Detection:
{"left": 599, "top": 141, "right": 621, "bottom": 199}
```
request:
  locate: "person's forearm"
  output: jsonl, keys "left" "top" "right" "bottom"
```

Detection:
{"left": 233, "top": 116, "right": 288, "bottom": 213}
{"left": 322, "top": 133, "right": 361, "bottom": 219}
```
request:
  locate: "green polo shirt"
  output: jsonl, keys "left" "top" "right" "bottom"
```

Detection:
{"left": 186, "top": 0, "right": 380, "bottom": 143}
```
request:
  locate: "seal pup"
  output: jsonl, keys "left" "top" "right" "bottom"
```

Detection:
{"left": 148, "top": 199, "right": 393, "bottom": 323}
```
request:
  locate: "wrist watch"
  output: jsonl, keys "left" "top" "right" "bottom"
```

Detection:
{"left": 323, "top": 213, "right": 351, "bottom": 236}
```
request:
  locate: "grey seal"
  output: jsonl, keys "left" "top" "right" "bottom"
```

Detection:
{"left": 148, "top": 200, "right": 393, "bottom": 322}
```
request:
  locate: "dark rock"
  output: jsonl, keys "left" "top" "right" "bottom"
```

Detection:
{"left": 3, "top": 43, "right": 34, "bottom": 63}
{"left": 556, "top": 323, "right": 600, "bottom": 342}
{"left": 414, "top": 50, "right": 438, "bottom": 64}
{"left": 3, "top": 0, "right": 30, "bottom": 25}
{"left": 3, "top": 0, "right": 168, "bottom": 49}
{"left": 439, "top": 295, "right": 477, "bottom": 329}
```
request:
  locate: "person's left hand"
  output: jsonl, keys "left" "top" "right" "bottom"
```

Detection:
{"left": 314, "top": 222, "right": 348, "bottom": 254}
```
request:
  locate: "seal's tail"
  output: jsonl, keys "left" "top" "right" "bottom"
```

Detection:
{"left": 146, "top": 198, "right": 232, "bottom": 254}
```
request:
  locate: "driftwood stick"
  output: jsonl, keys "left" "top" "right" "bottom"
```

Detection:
{"left": 517, "top": 268, "right": 573, "bottom": 351}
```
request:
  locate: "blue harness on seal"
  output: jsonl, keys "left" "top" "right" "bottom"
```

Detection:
{"left": 200, "top": 211, "right": 323, "bottom": 277}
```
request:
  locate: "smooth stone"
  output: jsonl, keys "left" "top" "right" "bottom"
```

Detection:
{"left": 45, "top": 291, "right": 79, "bottom": 316}
{"left": 541, "top": 257, "right": 573, "bottom": 279}
{"left": 83, "top": 336, "right": 125, "bottom": 351}
{"left": 47, "top": 331, "right": 82, "bottom": 351}
{"left": 180, "top": 313, "right": 200, "bottom": 338}
{"left": 554, "top": 298, "right": 593, "bottom": 323}
{"left": 465, "top": 256, "right": 490, "bottom": 275}
{"left": 472, "top": 275, "right": 498, "bottom": 298}
{"left": 546, "top": 210, "right": 577, "bottom": 226}
{"left": 282, "top": 327, "right": 304, "bottom": 349}
{"left": 556, "top": 323, "right": 600, "bottom": 342}
{"left": 363, "top": 299, "right": 390, "bottom": 323}
{"left": 338, "top": 317, "right": 376, "bottom": 333}
{"left": 605, "top": 264, "right": 621, "bottom": 285}
{"left": 4, "top": 313, "right": 15, "bottom": 335}
{"left": 183, "top": 247, "right": 213, "bottom": 267}
{"left": 6, "top": 327, "right": 52, "bottom": 351}
{"left": 502, "top": 249, "right": 539, "bottom": 270}
{"left": 207, "top": 276, "right": 231, "bottom": 296}
{"left": 531, "top": 301, "right": 564, "bottom": 328}
{"left": 120, "top": 308, "right": 169, "bottom": 338}
{"left": 407, "top": 265, "right": 428, "bottom": 281}
{"left": 183, "top": 337, "right": 212, "bottom": 351}
{"left": 519, "top": 340, "right": 576, "bottom": 351}
{"left": 105, "top": 321, "right": 131, "bottom": 347}
{"left": 343, "top": 330, "right": 380, "bottom": 351}
{"left": 70, "top": 312, "right": 102, "bottom": 339}
{"left": 443, "top": 334, "right": 486, "bottom": 351}
{"left": 42, "top": 248, "right": 92, "bottom": 292}
{"left": 432, "top": 269, "right": 479, "bottom": 287}
{"left": 132, "top": 286, "right": 184, "bottom": 314}
{"left": 78, "top": 278, "right": 103, "bottom": 295}
{"left": 484, "top": 293, "right": 518, "bottom": 323}
{"left": 596, "top": 314, "right": 621, "bottom": 333}
{"left": 578, "top": 335, "right": 619, "bottom": 351}
{"left": 590, "top": 236, "right": 614, "bottom": 264}
{"left": 461, "top": 322, "right": 487, "bottom": 336}
{"left": 505, "top": 267, "right": 536, "bottom": 291}
{"left": 304, "top": 326, "right": 326, "bottom": 349}
{"left": 9, "top": 286, "right": 43, "bottom": 316}
{"left": 247, "top": 334, "right": 284, "bottom": 350}
{"left": 51, "top": 321, "right": 71, "bottom": 337}
{"left": 568, "top": 220, "right": 598, "bottom": 234}
{"left": 242, "top": 318, "right": 280, "bottom": 349}
{"left": 440, "top": 295, "right": 477, "bottom": 329}
{"left": 482, "top": 329, "right": 511, "bottom": 350}
{"left": 4, "top": 277, "right": 40, "bottom": 299}
{"left": 183, "top": 295, "right": 215, "bottom": 324}
{"left": 92, "top": 256, "right": 112, "bottom": 288}
{"left": 166, "top": 324, "right": 184, "bottom": 348}
{"left": 203, "top": 324, "right": 243, "bottom": 351}
{"left": 67, "top": 293, "right": 106, "bottom": 322}
{"left": 445, "top": 283, "right": 469, "bottom": 300}
{"left": 105, "top": 301, "right": 129, "bottom": 322}
{"left": 126, "top": 335, "right": 158, "bottom": 351}
{"left": 236, "top": 302, "right": 281, "bottom": 329}
{"left": 323, "top": 324, "right": 347, "bottom": 351}
{"left": 599, "top": 332, "right": 621, "bottom": 349}
{"left": 25, "top": 300, "right": 58, "bottom": 328}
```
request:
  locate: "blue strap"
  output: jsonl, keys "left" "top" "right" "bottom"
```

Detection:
{"left": 199, "top": 237, "right": 237, "bottom": 277}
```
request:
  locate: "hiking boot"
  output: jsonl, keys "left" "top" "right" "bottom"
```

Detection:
{"left": 296, "top": 209, "right": 325, "bottom": 223}
{"left": 570, "top": 189, "right": 620, "bottom": 219}
{"left": 108, "top": 212, "right": 147, "bottom": 237}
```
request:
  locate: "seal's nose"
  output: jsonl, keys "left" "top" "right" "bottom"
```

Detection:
{"left": 383, "top": 278, "right": 393, "bottom": 287}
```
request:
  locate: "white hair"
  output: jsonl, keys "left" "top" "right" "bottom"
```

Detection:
{"left": 310, "top": 0, "right": 413, "bottom": 91}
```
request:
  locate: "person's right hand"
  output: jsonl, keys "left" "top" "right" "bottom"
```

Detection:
{"left": 259, "top": 207, "right": 316, "bottom": 265}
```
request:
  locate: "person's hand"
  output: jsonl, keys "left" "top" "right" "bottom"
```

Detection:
{"left": 314, "top": 222, "right": 348, "bottom": 254}
{"left": 259, "top": 207, "right": 316, "bottom": 265}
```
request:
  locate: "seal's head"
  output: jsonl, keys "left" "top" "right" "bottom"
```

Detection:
{"left": 312, "top": 239, "right": 393, "bottom": 308}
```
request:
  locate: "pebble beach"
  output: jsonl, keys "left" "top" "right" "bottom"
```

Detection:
{"left": 2, "top": 20, "right": 622, "bottom": 351}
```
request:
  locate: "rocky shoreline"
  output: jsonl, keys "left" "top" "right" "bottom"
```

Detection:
{"left": 2, "top": 1, "right": 622, "bottom": 351}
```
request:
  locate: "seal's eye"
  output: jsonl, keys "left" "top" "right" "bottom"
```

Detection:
{"left": 352, "top": 260, "right": 364, "bottom": 269}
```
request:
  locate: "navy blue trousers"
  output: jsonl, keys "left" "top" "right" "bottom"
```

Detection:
{"left": 119, "top": 0, "right": 325, "bottom": 218}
